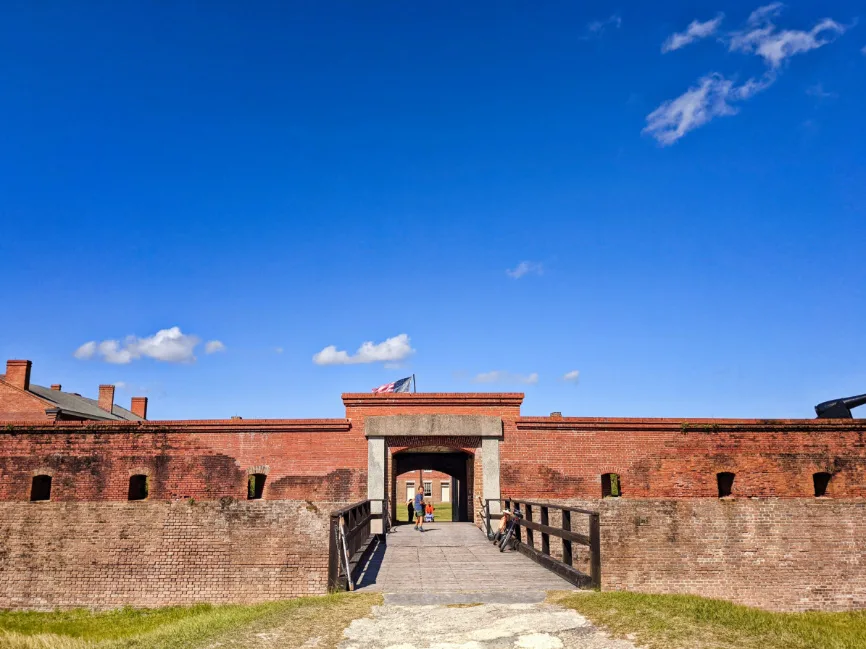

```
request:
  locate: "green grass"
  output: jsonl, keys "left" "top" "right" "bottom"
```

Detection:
{"left": 552, "top": 591, "right": 866, "bottom": 649}
{"left": 0, "top": 593, "right": 381, "bottom": 649}
{"left": 394, "top": 502, "right": 453, "bottom": 523}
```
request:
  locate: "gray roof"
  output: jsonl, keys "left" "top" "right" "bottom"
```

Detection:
{"left": 28, "top": 384, "right": 143, "bottom": 421}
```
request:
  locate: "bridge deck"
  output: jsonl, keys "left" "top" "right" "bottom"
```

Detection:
{"left": 354, "top": 522, "right": 574, "bottom": 594}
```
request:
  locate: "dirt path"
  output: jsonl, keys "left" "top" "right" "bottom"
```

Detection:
{"left": 339, "top": 593, "right": 638, "bottom": 649}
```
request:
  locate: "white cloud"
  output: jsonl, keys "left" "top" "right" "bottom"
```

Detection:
{"left": 114, "top": 381, "right": 128, "bottom": 390}
{"left": 646, "top": 4, "right": 847, "bottom": 145}
{"left": 473, "top": 371, "right": 539, "bottom": 385}
{"left": 313, "top": 333, "right": 415, "bottom": 366}
{"left": 862, "top": 45, "right": 866, "bottom": 55}
{"left": 562, "top": 370, "right": 580, "bottom": 383}
{"left": 806, "top": 83, "right": 837, "bottom": 99}
{"left": 74, "top": 327, "right": 202, "bottom": 364}
{"left": 582, "top": 14, "right": 621, "bottom": 39}
{"left": 73, "top": 341, "right": 97, "bottom": 360}
{"left": 506, "top": 261, "right": 543, "bottom": 279}
{"left": 643, "top": 73, "right": 774, "bottom": 146}
{"left": 729, "top": 5, "right": 847, "bottom": 68}
{"left": 274, "top": 347, "right": 284, "bottom": 354}
{"left": 204, "top": 340, "right": 226, "bottom": 354}
{"left": 662, "top": 14, "right": 725, "bottom": 53}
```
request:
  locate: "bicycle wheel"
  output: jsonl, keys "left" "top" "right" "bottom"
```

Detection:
{"left": 499, "top": 525, "right": 514, "bottom": 552}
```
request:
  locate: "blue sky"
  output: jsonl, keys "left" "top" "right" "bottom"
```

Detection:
{"left": 1, "top": 1, "right": 864, "bottom": 420}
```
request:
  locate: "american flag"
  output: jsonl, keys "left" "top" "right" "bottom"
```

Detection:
{"left": 372, "top": 376, "right": 413, "bottom": 394}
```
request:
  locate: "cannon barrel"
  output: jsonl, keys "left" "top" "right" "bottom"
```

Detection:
{"left": 815, "top": 393, "right": 866, "bottom": 419}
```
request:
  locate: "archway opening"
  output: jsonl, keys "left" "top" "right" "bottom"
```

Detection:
{"left": 391, "top": 447, "right": 473, "bottom": 524}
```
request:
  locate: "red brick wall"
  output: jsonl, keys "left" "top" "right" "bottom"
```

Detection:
{"left": 396, "top": 470, "right": 452, "bottom": 503}
{"left": 2, "top": 394, "right": 866, "bottom": 612}
{"left": 503, "top": 417, "right": 866, "bottom": 498}
{"left": 0, "top": 380, "right": 54, "bottom": 422}
{"left": 0, "top": 420, "right": 368, "bottom": 502}
{"left": 0, "top": 500, "right": 341, "bottom": 609}
{"left": 599, "top": 498, "right": 866, "bottom": 612}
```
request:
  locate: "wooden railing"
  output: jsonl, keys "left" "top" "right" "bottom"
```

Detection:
{"left": 485, "top": 498, "right": 601, "bottom": 589}
{"left": 327, "top": 500, "right": 377, "bottom": 592}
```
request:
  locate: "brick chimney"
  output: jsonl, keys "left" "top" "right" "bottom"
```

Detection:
{"left": 130, "top": 396, "right": 148, "bottom": 420}
{"left": 5, "top": 360, "right": 32, "bottom": 391}
{"left": 51, "top": 384, "right": 62, "bottom": 391}
{"left": 98, "top": 385, "right": 115, "bottom": 413}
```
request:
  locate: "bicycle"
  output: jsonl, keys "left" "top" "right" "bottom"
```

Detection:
{"left": 498, "top": 506, "right": 523, "bottom": 552}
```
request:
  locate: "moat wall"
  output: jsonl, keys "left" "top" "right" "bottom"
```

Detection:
{"left": 0, "top": 499, "right": 343, "bottom": 610}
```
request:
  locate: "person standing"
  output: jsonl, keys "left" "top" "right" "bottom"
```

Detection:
{"left": 413, "top": 491, "right": 425, "bottom": 532}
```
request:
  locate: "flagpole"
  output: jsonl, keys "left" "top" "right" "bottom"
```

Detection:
{"left": 413, "top": 374, "right": 416, "bottom": 393}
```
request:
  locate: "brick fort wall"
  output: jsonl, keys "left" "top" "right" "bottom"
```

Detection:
{"left": 1, "top": 394, "right": 865, "bottom": 611}
{"left": 0, "top": 499, "right": 343, "bottom": 609}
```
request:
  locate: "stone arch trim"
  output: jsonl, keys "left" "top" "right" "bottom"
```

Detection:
{"left": 367, "top": 415, "right": 502, "bottom": 529}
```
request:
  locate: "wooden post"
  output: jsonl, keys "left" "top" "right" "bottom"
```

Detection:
{"left": 562, "top": 509, "right": 572, "bottom": 567}
{"left": 524, "top": 503, "right": 534, "bottom": 548}
{"left": 540, "top": 506, "right": 550, "bottom": 556}
{"left": 327, "top": 515, "right": 340, "bottom": 591}
{"left": 589, "top": 512, "right": 601, "bottom": 589}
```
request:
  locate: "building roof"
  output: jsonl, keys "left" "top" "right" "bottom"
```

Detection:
{"left": 27, "top": 383, "right": 143, "bottom": 421}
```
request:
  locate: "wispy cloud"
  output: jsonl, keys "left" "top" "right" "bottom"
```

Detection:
{"left": 473, "top": 371, "right": 539, "bottom": 385}
{"left": 274, "top": 347, "right": 284, "bottom": 354}
{"left": 313, "top": 334, "right": 415, "bottom": 366}
{"left": 562, "top": 370, "right": 580, "bottom": 383}
{"left": 644, "top": 72, "right": 774, "bottom": 146}
{"left": 729, "top": 4, "right": 847, "bottom": 68}
{"left": 204, "top": 340, "right": 226, "bottom": 354}
{"left": 662, "top": 14, "right": 725, "bottom": 53}
{"left": 645, "top": 3, "right": 847, "bottom": 145}
{"left": 74, "top": 327, "right": 205, "bottom": 364}
{"left": 581, "top": 14, "right": 621, "bottom": 39}
{"left": 506, "top": 261, "right": 543, "bottom": 279}
{"left": 806, "top": 83, "right": 837, "bottom": 99}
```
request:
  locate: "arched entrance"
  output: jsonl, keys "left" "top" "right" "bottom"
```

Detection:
{"left": 365, "top": 413, "right": 503, "bottom": 534}
{"left": 392, "top": 446, "right": 473, "bottom": 522}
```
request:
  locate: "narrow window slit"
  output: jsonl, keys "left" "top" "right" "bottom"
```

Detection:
{"left": 601, "top": 473, "right": 621, "bottom": 498}
{"left": 248, "top": 473, "right": 266, "bottom": 500}
{"left": 31, "top": 475, "right": 52, "bottom": 501}
{"left": 717, "top": 472, "right": 735, "bottom": 498}
{"left": 128, "top": 475, "right": 149, "bottom": 501}
{"left": 813, "top": 472, "right": 832, "bottom": 497}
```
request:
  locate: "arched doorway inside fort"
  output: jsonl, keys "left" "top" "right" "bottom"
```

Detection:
{"left": 391, "top": 447, "right": 473, "bottom": 523}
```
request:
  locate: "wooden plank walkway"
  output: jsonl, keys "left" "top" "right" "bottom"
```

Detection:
{"left": 353, "top": 522, "right": 574, "bottom": 593}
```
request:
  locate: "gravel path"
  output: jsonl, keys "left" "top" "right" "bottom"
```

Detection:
{"left": 340, "top": 594, "right": 638, "bottom": 649}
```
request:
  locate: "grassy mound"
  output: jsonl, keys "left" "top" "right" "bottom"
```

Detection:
{"left": 552, "top": 591, "right": 866, "bottom": 649}
{"left": 0, "top": 593, "right": 380, "bottom": 649}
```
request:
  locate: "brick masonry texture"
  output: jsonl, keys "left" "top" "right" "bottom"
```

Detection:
{"left": 0, "top": 500, "right": 343, "bottom": 610}
{"left": 0, "top": 393, "right": 865, "bottom": 611}
{"left": 515, "top": 497, "right": 866, "bottom": 612}
{"left": 599, "top": 498, "right": 866, "bottom": 612}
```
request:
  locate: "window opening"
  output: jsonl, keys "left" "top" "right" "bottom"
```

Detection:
{"left": 128, "top": 475, "right": 149, "bottom": 500}
{"left": 31, "top": 475, "right": 51, "bottom": 501}
{"left": 813, "top": 472, "right": 831, "bottom": 497}
{"left": 601, "top": 473, "right": 621, "bottom": 498}
{"left": 248, "top": 473, "right": 266, "bottom": 499}
{"left": 423, "top": 480, "right": 432, "bottom": 497}
{"left": 717, "top": 472, "right": 735, "bottom": 498}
